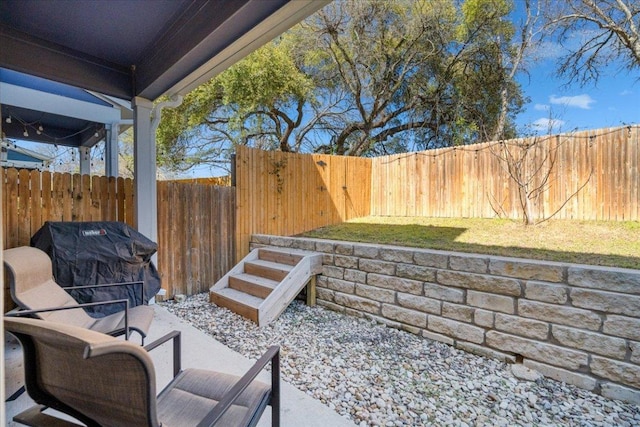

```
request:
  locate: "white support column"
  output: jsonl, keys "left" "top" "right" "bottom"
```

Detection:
{"left": 1, "top": 107, "right": 4, "bottom": 162}
{"left": 105, "top": 123, "right": 119, "bottom": 177}
{"left": 132, "top": 97, "right": 156, "bottom": 243}
{"left": 79, "top": 146, "right": 91, "bottom": 175}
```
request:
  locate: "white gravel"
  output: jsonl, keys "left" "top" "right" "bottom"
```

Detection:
{"left": 161, "top": 293, "right": 640, "bottom": 427}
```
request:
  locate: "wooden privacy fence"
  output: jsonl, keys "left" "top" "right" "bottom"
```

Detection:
{"left": 1, "top": 170, "right": 235, "bottom": 303}
{"left": 219, "top": 127, "right": 640, "bottom": 261}
{"left": 167, "top": 176, "right": 231, "bottom": 186}
{"left": 2, "top": 168, "right": 135, "bottom": 312}
{"left": 235, "top": 146, "right": 372, "bottom": 261}
{"left": 3, "top": 125, "right": 638, "bottom": 305}
{"left": 2, "top": 168, "right": 135, "bottom": 249}
{"left": 157, "top": 181, "right": 236, "bottom": 298}
{"left": 371, "top": 126, "right": 640, "bottom": 221}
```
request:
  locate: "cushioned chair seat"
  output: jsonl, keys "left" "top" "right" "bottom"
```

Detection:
{"left": 5, "top": 317, "right": 280, "bottom": 427}
{"left": 89, "top": 304, "right": 155, "bottom": 337}
{"left": 4, "top": 246, "right": 154, "bottom": 342}
{"left": 158, "top": 369, "right": 271, "bottom": 426}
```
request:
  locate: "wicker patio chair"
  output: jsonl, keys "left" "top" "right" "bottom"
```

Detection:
{"left": 5, "top": 316, "right": 280, "bottom": 427}
{"left": 4, "top": 246, "right": 154, "bottom": 343}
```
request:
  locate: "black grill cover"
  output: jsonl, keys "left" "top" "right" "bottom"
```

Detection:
{"left": 31, "top": 221, "right": 161, "bottom": 317}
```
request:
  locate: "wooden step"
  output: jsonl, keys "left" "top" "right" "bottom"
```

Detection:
{"left": 210, "top": 288, "right": 263, "bottom": 323}
{"left": 209, "top": 247, "right": 324, "bottom": 326}
{"left": 244, "top": 259, "right": 294, "bottom": 282}
{"left": 258, "top": 248, "right": 305, "bottom": 266}
{"left": 229, "top": 273, "right": 278, "bottom": 299}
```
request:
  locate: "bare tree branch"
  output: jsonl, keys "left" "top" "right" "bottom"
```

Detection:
{"left": 545, "top": 0, "right": 640, "bottom": 85}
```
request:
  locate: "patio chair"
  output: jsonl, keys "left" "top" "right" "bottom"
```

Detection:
{"left": 3, "top": 246, "right": 154, "bottom": 343}
{"left": 5, "top": 316, "right": 280, "bottom": 427}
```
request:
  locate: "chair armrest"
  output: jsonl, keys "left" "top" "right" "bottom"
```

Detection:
{"left": 196, "top": 345, "right": 280, "bottom": 427}
{"left": 144, "top": 330, "right": 181, "bottom": 378}
{"left": 62, "top": 281, "right": 145, "bottom": 305}
{"left": 6, "top": 299, "right": 132, "bottom": 340}
{"left": 5, "top": 299, "right": 129, "bottom": 317}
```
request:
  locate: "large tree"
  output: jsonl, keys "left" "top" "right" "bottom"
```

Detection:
{"left": 294, "top": 0, "right": 524, "bottom": 155}
{"left": 156, "top": 40, "right": 313, "bottom": 172}
{"left": 543, "top": 0, "right": 640, "bottom": 85}
{"left": 472, "top": 0, "right": 540, "bottom": 141}
{"left": 157, "top": 0, "right": 525, "bottom": 170}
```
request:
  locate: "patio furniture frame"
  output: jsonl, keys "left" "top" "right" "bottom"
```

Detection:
{"left": 4, "top": 246, "right": 155, "bottom": 343}
{"left": 5, "top": 317, "right": 280, "bottom": 427}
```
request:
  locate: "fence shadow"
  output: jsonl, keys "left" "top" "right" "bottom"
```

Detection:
{"left": 301, "top": 223, "right": 468, "bottom": 249}
{"left": 301, "top": 223, "right": 640, "bottom": 270}
{"left": 450, "top": 242, "right": 640, "bottom": 270}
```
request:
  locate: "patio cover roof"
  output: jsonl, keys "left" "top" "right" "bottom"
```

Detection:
{"left": 0, "top": 0, "right": 329, "bottom": 257}
{"left": 0, "top": 0, "right": 328, "bottom": 101}
{"left": 0, "top": 68, "right": 126, "bottom": 148}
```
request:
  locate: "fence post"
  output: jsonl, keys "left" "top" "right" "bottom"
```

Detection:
{"left": 230, "top": 154, "right": 236, "bottom": 187}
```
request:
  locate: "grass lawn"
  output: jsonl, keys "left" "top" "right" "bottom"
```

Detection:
{"left": 300, "top": 217, "right": 640, "bottom": 270}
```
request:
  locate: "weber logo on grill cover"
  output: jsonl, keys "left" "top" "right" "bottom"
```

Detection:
{"left": 82, "top": 229, "right": 107, "bottom": 237}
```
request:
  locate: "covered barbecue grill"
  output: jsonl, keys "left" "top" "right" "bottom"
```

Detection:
{"left": 31, "top": 221, "right": 161, "bottom": 316}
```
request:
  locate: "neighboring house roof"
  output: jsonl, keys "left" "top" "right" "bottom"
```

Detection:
{"left": 1, "top": 140, "right": 51, "bottom": 170}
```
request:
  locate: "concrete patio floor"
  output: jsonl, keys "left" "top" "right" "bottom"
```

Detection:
{"left": 4, "top": 304, "right": 356, "bottom": 427}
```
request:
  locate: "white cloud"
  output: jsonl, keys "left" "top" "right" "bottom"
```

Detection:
{"left": 550, "top": 94, "right": 595, "bottom": 109}
{"left": 620, "top": 89, "right": 633, "bottom": 96}
{"left": 525, "top": 30, "right": 603, "bottom": 63}
{"left": 532, "top": 117, "right": 565, "bottom": 132}
{"left": 534, "top": 104, "right": 550, "bottom": 111}
{"left": 525, "top": 40, "right": 564, "bottom": 62}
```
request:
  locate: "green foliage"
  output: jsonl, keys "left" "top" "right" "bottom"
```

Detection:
{"left": 220, "top": 41, "right": 312, "bottom": 112}
{"left": 156, "top": 40, "right": 312, "bottom": 170}
{"left": 452, "top": 0, "right": 521, "bottom": 141}
{"left": 157, "top": 0, "right": 527, "bottom": 171}
{"left": 458, "top": 0, "right": 514, "bottom": 40}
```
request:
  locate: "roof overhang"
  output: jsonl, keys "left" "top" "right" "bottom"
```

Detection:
{"left": 0, "top": 0, "right": 330, "bottom": 101}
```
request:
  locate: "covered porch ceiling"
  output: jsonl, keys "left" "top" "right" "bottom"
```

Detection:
{"left": 0, "top": 0, "right": 330, "bottom": 251}
{"left": 0, "top": 0, "right": 329, "bottom": 102}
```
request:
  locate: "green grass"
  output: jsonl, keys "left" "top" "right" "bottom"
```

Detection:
{"left": 300, "top": 217, "right": 640, "bottom": 270}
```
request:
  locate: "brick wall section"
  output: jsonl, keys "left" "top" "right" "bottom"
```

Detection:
{"left": 250, "top": 234, "right": 640, "bottom": 404}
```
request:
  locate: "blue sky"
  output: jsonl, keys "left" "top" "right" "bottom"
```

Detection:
{"left": 510, "top": 1, "right": 639, "bottom": 135}
{"left": 515, "top": 55, "right": 639, "bottom": 135}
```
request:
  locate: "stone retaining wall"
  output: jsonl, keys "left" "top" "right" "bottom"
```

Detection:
{"left": 250, "top": 234, "right": 640, "bottom": 404}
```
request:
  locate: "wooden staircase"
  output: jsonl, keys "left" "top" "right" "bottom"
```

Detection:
{"left": 209, "top": 247, "right": 323, "bottom": 326}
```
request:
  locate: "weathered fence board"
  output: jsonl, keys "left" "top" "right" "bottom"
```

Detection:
{"left": 167, "top": 176, "right": 231, "bottom": 186}
{"left": 1, "top": 168, "right": 135, "bottom": 250}
{"left": 234, "top": 146, "right": 372, "bottom": 262}
{"left": 156, "top": 181, "right": 236, "bottom": 298}
{"left": 371, "top": 126, "right": 639, "bottom": 222}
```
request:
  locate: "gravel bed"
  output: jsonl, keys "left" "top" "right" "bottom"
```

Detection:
{"left": 161, "top": 293, "right": 640, "bottom": 427}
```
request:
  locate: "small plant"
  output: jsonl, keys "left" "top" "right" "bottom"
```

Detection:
{"left": 489, "top": 134, "right": 592, "bottom": 225}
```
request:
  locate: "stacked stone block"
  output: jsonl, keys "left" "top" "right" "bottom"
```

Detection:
{"left": 250, "top": 234, "right": 640, "bottom": 404}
